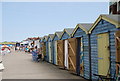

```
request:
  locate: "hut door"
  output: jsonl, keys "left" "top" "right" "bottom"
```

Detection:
{"left": 48, "top": 42, "right": 52, "bottom": 63}
{"left": 97, "top": 33, "right": 110, "bottom": 76}
{"left": 54, "top": 41, "right": 58, "bottom": 65}
{"left": 57, "top": 40, "right": 64, "bottom": 68}
{"left": 64, "top": 40, "right": 69, "bottom": 69}
{"left": 68, "top": 38, "right": 77, "bottom": 73}
{"left": 79, "top": 38, "right": 84, "bottom": 76}
{"left": 115, "top": 30, "right": 120, "bottom": 75}
{"left": 42, "top": 43, "right": 46, "bottom": 56}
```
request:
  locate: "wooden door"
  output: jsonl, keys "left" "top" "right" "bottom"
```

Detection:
{"left": 97, "top": 33, "right": 110, "bottom": 76}
{"left": 54, "top": 41, "right": 58, "bottom": 65}
{"left": 48, "top": 42, "right": 52, "bottom": 63}
{"left": 79, "top": 38, "right": 84, "bottom": 76}
{"left": 41, "top": 42, "right": 46, "bottom": 56}
{"left": 64, "top": 40, "right": 69, "bottom": 69}
{"left": 115, "top": 30, "right": 120, "bottom": 75}
{"left": 68, "top": 38, "right": 77, "bottom": 73}
{"left": 57, "top": 40, "right": 64, "bottom": 68}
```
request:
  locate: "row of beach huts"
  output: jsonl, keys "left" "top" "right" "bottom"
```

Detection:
{"left": 21, "top": 14, "right": 120, "bottom": 80}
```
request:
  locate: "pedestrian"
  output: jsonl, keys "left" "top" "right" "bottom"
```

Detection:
{"left": 31, "top": 46, "right": 38, "bottom": 62}
{"left": 37, "top": 48, "right": 42, "bottom": 62}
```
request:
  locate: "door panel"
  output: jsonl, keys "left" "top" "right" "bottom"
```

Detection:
{"left": 68, "top": 38, "right": 77, "bottom": 73}
{"left": 48, "top": 42, "right": 52, "bottom": 63}
{"left": 97, "top": 33, "right": 110, "bottom": 76}
{"left": 57, "top": 40, "right": 64, "bottom": 67}
{"left": 64, "top": 40, "right": 69, "bottom": 69}
{"left": 115, "top": 30, "right": 120, "bottom": 75}
{"left": 80, "top": 38, "right": 84, "bottom": 76}
{"left": 55, "top": 41, "right": 58, "bottom": 65}
{"left": 53, "top": 41, "right": 57, "bottom": 65}
{"left": 41, "top": 42, "right": 47, "bottom": 61}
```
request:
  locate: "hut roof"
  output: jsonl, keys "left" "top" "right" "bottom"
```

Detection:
{"left": 72, "top": 23, "right": 93, "bottom": 36}
{"left": 60, "top": 28, "right": 74, "bottom": 39}
{"left": 55, "top": 31, "right": 63, "bottom": 38}
{"left": 64, "top": 28, "right": 74, "bottom": 35}
{"left": 43, "top": 36, "right": 48, "bottom": 41}
{"left": 104, "top": 15, "right": 120, "bottom": 23}
{"left": 52, "top": 31, "right": 63, "bottom": 40}
{"left": 89, "top": 14, "right": 120, "bottom": 33}
{"left": 48, "top": 34, "right": 54, "bottom": 41}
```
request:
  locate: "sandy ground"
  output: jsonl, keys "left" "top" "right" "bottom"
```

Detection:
{"left": 1, "top": 51, "right": 86, "bottom": 80}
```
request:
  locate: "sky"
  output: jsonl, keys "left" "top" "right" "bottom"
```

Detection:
{"left": 1, "top": 1, "right": 109, "bottom": 42}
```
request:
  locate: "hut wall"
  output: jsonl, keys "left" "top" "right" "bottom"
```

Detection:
{"left": 53, "top": 35, "right": 59, "bottom": 41}
{"left": 90, "top": 19, "right": 118, "bottom": 79}
{"left": 61, "top": 32, "right": 70, "bottom": 40}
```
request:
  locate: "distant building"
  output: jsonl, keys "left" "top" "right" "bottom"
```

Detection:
{"left": 109, "top": 1, "right": 120, "bottom": 14}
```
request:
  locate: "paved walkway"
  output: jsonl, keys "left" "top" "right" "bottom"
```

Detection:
{"left": 2, "top": 51, "right": 86, "bottom": 80}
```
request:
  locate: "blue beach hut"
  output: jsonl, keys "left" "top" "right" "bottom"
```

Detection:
{"left": 41, "top": 36, "right": 48, "bottom": 62}
{"left": 47, "top": 34, "right": 54, "bottom": 63}
{"left": 57, "top": 28, "right": 74, "bottom": 69}
{"left": 71, "top": 23, "right": 93, "bottom": 79}
{"left": 52, "top": 31, "right": 63, "bottom": 65}
{"left": 88, "top": 14, "right": 120, "bottom": 80}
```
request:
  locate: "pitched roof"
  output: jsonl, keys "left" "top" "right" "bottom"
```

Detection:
{"left": 55, "top": 31, "right": 63, "bottom": 38}
{"left": 52, "top": 31, "right": 63, "bottom": 40}
{"left": 89, "top": 14, "right": 120, "bottom": 33}
{"left": 103, "top": 14, "right": 120, "bottom": 23}
{"left": 48, "top": 34, "right": 54, "bottom": 40}
{"left": 43, "top": 36, "right": 48, "bottom": 41}
{"left": 72, "top": 23, "right": 93, "bottom": 36}
{"left": 80, "top": 24, "right": 93, "bottom": 31}
{"left": 64, "top": 28, "right": 74, "bottom": 35}
{"left": 60, "top": 28, "right": 74, "bottom": 39}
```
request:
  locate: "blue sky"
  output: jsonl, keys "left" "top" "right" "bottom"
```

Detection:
{"left": 1, "top": 2, "right": 109, "bottom": 42}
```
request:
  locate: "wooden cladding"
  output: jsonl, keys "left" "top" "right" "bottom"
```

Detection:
{"left": 68, "top": 38, "right": 77, "bottom": 73}
{"left": 57, "top": 40, "right": 64, "bottom": 68}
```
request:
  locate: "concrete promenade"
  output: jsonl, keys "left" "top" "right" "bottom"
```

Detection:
{"left": 1, "top": 51, "right": 86, "bottom": 80}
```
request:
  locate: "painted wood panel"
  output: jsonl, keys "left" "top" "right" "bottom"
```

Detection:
{"left": 53, "top": 41, "right": 58, "bottom": 65}
{"left": 97, "top": 33, "right": 110, "bottom": 76}
{"left": 115, "top": 30, "right": 120, "bottom": 75}
{"left": 57, "top": 40, "right": 64, "bottom": 68}
{"left": 64, "top": 40, "right": 69, "bottom": 69}
{"left": 48, "top": 42, "right": 52, "bottom": 63}
{"left": 68, "top": 38, "right": 77, "bottom": 73}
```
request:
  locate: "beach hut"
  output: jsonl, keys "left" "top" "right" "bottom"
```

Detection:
{"left": 47, "top": 34, "right": 54, "bottom": 63}
{"left": 88, "top": 14, "right": 120, "bottom": 79}
{"left": 57, "top": 28, "right": 74, "bottom": 69}
{"left": 52, "top": 31, "right": 63, "bottom": 65}
{"left": 71, "top": 23, "right": 93, "bottom": 79}
{"left": 41, "top": 36, "right": 48, "bottom": 61}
